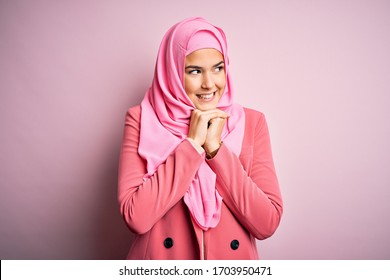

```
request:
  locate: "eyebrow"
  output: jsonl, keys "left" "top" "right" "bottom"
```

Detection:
{"left": 185, "top": 61, "right": 224, "bottom": 70}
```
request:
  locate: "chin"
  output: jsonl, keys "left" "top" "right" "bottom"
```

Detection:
{"left": 193, "top": 97, "right": 221, "bottom": 111}
{"left": 195, "top": 103, "right": 218, "bottom": 111}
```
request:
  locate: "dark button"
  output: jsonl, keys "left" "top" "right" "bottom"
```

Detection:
{"left": 230, "top": 239, "right": 239, "bottom": 250}
{"left": 164, "top": 237, "right": 174, "bottom": 249}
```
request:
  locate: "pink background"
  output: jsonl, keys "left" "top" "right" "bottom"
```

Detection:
{"left": 1, "top": 0, "right": 389, "bottom": 259}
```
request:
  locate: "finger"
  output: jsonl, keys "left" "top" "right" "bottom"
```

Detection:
{"left": 202, "top": 110, "right": 230, "bottom": 120}
{"left": 192, "top": 108, "right": 229, "bottom": 117}
{"left": 208, "top": 117, "right": 225, "bottom": 124}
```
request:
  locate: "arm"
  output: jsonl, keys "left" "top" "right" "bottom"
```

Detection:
{"left": 118, "top": 107, "right": 204, "bottom": 234}
{"left": 207, "top": 112, "right": 283, "bottom": 240}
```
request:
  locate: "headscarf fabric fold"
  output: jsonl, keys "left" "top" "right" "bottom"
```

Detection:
{"left": 139, "top": 17, "right": 245, "bottom": 230}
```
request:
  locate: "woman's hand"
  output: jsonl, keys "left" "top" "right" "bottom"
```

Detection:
{"left": 188, "top": 109, "right": 229, "bottom": 149}
{"left": 204, "top": 116, "right": 227, "bottom": 155}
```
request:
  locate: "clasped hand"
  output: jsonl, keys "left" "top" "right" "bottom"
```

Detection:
{"left": 187, "top": 109, "right": 229, "bottom": 155}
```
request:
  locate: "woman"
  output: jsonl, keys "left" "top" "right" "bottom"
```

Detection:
{"left": 118, "top": 17, "right": 283, "bottom": 260}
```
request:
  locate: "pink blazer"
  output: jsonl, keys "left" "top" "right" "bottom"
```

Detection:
{"left": 118, "top": 105, "right": 283, "bottom": 259}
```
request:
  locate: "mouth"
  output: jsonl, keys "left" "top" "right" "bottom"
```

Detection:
{"left": 196, "top": 91, "right": 216, "bottom": 101}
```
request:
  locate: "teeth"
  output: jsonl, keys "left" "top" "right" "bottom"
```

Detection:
{"left": 197, "top": 92, "right": 214, "bottom": 100}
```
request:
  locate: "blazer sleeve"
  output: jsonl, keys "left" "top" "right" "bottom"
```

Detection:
{"left": 207, "top": 111, "right": 283, "bottom": 240}
{"left": 118, "top": 106, "right": 204, "bottom": 234}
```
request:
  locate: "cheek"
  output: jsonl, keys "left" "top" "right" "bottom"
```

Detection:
{"left": 216, "top": 75, "right": 226, "bottom": 90}
{"left": 184, "top": 77, "right": 199, "bottom": 95}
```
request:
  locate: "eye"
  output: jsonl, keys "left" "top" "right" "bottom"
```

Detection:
{"left": 187, "top": 69, "right": 201, "bottom": 75}
{"left": 215, "top": 65, "right": 224, "bottom": 72}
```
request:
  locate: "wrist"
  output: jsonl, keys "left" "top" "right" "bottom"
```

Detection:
{"left": 186, "top": 138, "right": 204, "bottom": 154}
{"left": 204, "top": 142, "right": 222, "bottom": 159}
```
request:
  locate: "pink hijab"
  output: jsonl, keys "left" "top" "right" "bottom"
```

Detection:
{"left": 139, "top": 17, "right": 245, "bottom": 230}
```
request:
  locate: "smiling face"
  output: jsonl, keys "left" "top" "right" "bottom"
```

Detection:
{"left": 184, "top": 48, "right": 226, "bottom": 111}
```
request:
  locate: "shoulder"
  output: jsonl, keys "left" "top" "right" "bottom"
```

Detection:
{"left": 243, "top": 107, "right": 266, "bottom": 128}
{"left": 243, "top": 107, "right": 264, "bottom": 118}
{"left": 127, "top": 105, "right": 141, "bottom": 117}
{"left": 124, "top": 105, "right": 141, "bottom": 126}
{"left": 126, "top": 105, "right": 141, "bottom": 120}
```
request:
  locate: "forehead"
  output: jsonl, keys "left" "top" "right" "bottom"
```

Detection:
{"left": 185, "top": 48, "right": 224, "bottom": 65}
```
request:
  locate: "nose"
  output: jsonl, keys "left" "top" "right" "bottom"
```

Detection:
{"left": 201, "top": 72, "right": 214, "bottom": 90}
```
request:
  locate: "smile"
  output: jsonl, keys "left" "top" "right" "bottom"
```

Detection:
{"left": 196, "top": 91, "right": 216, "bottom": 101}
